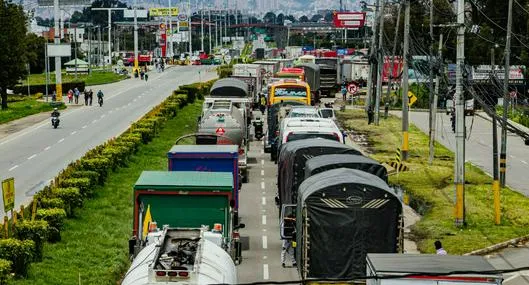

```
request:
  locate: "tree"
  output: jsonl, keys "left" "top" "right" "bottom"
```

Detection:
{"left": 298, "top": 15, "right": 309, "bottom": 23}
{"left": 276, "top": 13, "right": 285, "bottom": 25}
{"left": 310, "top": 14, "right": 323, "bottom": 23}
{"left": 324, "top": 11, "right": 333, "bottom": 22}
{"left": 0, "top": 0, "right": 28, "bottom": 109}
{"left": 285, "top": 15, "right": 296, "bottom": 23}
{"left": 26, "top": 34, "right": 46, "bottom": 74}
{"left": 263, "top": 11, "right": 276, "bottom": 24}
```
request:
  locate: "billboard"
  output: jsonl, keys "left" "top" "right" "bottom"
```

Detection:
{"left": 123, "top": 9, "right": 148, "bottom": 18}
{"left": 38, "top": 0, "right": 90, "bottom": 6}
{"left": 149, "top": 7, "right": 179, "bottom": 16}
{"left": 47, "top": 44, "right": 71, "bottom": 57}
{"left": 332, "top": 12, "right": 366, "bottom": 28}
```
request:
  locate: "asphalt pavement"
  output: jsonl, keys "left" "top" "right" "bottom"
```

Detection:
{"left": 0, "top": 66, "right": 216, "bottom": 218}
{"left": 390, "top": 110, "right": 529, "bottom": 196}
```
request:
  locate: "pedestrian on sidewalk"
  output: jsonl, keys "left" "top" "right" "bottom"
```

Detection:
{"left": 88, "top": 89, "right": 93, "bottom": 106}
{"left": 83, "top": 89, "right": 89, "bottom": 105}
{"left": 435, "top": 240, "right": 447, "bottom": 255}
{"left": 67, "top": 89, "right": 73, "bottom": 103}
{"left": 341, "top": 85, "right": 347, "bottom": 102}
{"left": 74, "top": 87, "right": 80, "bottom": 104}
{"left": 144, "top": 72, "right": 149, "bottom": 82}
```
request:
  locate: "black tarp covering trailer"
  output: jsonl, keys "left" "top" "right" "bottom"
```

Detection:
{"left": 210, "top": 78, "right": 249, "bottom": 98}
{"left": 296, "top": 168, "right": 403, "bottom": 280}
{"left": 277, "top": 139, "right": 362, "bottom": 210}
{"left": 304, "top": 154, "right": 388, "bottom": 183}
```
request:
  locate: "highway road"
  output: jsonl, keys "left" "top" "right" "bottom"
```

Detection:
{"left": 0, "top": 66, "right": 216, "bottom": 217}
{"left": 391, "top": 111, "right": 529, "bottom": 196}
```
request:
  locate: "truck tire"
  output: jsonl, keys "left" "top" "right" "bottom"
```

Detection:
{"left": 242, "top": 170, "right": 249, "bottom": 183}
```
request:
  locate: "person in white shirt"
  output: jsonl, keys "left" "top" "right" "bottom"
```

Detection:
{"left": 435, "top": 240, "right": 447, "bottom": 255}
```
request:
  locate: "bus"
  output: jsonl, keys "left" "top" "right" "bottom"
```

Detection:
{"left": 268, "top": 79, "right": 311, "bottom": 106}
{"left": 274, "top": 67, "right": 305, "bottom": 80}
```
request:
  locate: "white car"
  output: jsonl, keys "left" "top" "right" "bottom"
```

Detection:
{"left": 279, "top": 117, "right": 344, "bottom": 147}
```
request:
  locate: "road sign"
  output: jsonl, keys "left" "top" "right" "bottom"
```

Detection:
{"left": 215, "top": 127, "right": 225, "bottom": 136}
{"left": 149, "top": 7, "right": 179, "bottom": 16}
{"left": 177, "top": 14, "right": 188, "bottom": 21}
{"left": 2, "top": 178, "right": 15, "bottom": 213}
{"left": 408, "top": 91, "right": 417, "bottom": 107}
{"left": 332, "top": 12, "right": 367, "bottom": 28}
{"left": 347, "top": 83, "right": 359, "bottom": 94}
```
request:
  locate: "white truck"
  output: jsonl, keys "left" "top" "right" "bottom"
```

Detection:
{"left": 366, "top": 254, "right": 503, "bottom": 285}
{"left": 232, "top": 64, "right": 262, "bottom": 107}
{"left": 122, "top": 227, "right": 237, "bottom": 285}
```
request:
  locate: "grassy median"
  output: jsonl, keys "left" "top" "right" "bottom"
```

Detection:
{"left": 11, "top": 102, "right": 202, "bottom": 285}
{"left": 25, "top": 71, "right": 128, "bottom": 86}
{"left": 0, "top": 99, "right": 66, "bottom": 125}
{"left": 338, "top": 109, "right": 529, "bottom": 255}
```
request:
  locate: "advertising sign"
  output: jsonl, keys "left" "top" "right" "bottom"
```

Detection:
{"left": 332, "top": 12, "right": 366, "bottom": 28}
{"left": 2, "top": 178, "right": 15, "bottom": 213}
{"left": 178, "top": 21, "right": 189, "bottom": 31}
{"left": 177, "top": 14, "right": 188, "bottom": 21}
{"left": 149, "top": 7, "right": 179, "bottom": 16}
{"left": 38, "top": 0, "right": 90, "bottom": 6}
{"left": 124, "top": 9, "right": 148, "bottom": 18}
{"left": 47, "top": 44, "right": 72, "bottom": 57}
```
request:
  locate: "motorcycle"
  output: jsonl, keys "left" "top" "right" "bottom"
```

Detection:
{"left": 98, "top": 96, "right": 104, "bottom": 107}
{"left": 253, "top": 119, "right": 264, "bottom": 140}
{"left": 51, "top": 116, "right": 60, "bottom": 129}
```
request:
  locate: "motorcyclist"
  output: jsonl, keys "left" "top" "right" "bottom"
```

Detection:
{"left": 97, "top": 90, "right": 104, "bottom": 105}
{"left": 51, "top": 108, "right": 60, "bottom": 118}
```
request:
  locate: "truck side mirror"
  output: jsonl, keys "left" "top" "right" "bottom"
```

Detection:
{"left": 234, "top": 223, "right": 245, "bottom": 230}
{"left": 128, "top": 237, "right": 137, "bottom": 258}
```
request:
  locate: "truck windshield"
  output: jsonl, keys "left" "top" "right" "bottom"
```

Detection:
{"left": 274, "top": 87, "right": 307, "bottom": 97}
{"left": 319, "top": 109, "right": 334, "bottom": 118}
{"left": 287, "top": 133, "right": 339, "bottom": 142}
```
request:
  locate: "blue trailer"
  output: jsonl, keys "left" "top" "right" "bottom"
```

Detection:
{"left": 167, "top": 145, "right": 241, "bottom": 222}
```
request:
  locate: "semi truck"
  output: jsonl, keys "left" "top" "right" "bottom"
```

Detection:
{"left": 129, "top": 171, "right": 244, "bottom": 264}
{"left": 315, "top": 57, "right": 340, "bottom": 97}
{"left": 366, "top": 254, "right": 503, "bottom": 285}
{"left": 123, "top": 227, "right": 237, "bottom": 285}
{"left": 232, "top": 64, "right": 263, "bottom": 105}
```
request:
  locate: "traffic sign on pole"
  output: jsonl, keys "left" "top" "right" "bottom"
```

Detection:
{"left": 347, "top": 83, "right": 359, "bottom": 95}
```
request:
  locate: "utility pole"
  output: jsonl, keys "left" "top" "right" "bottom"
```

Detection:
{"left": 168, "top": 0, "right": 174, "bottom": 59}
{"left": 201, "top": 0, "right": 204, "bottom": 51}
{"left": 53, "top": 0, "right": 62, "bottom": 101}
{"left": 374, "top": 0, "right": 386, "bottom": 125}
{"left": 500, "top": 0, "right": 513, "bottom": 187}
{"left": 366, "top": 0, "right": 381, "bottom": 110}
{"left": 133, "top": 0, "right": 139, "bottom": 73}
{"left": 209, "top": 7, "right": 212, "bottom": 53}
{"left": 384, "top": 2, "right": 402, "bottom": 119}
{"left": 92, "top": 8, "right": 126, "bottom": 67}
{"left": 454, "top": 0, "right": 466, "bottom": 227}
{"left": 88, "top": 26, "right": 91, "bottom": 75}
{"left": 491, "top": 47, "right": 500, "bottom": 225}
{"left": 427, "top": 0, "right": 435, "bottom": 163}
{"left": 188, "top": 0, "right": 192, "bottom": 55}
{"left": 401, "top": 0, "right": 410, "bottom": 161}
{"left": 215, "top": 13, "right": 219, "bottom": 48}
{"left": 74, "top": 25, "right": 78, "bottom": 79}
{"left": 98, "top": 26, "right": 102, "bottom": 66}
{"left": 429, "top": 33, "right": 443, "bottom": 164}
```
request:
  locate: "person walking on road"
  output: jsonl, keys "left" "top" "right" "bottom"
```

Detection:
{"left": 144, "top": 72, "right": 149, "bottom": 82}
{"left": 281, "top": 214, "right": 297, "bottom": 268}
{"left": 88, "top": 89, "right": 93, "bottom": 106}
{"left": 435, "top": 240, "right": 447, "bottom": 255}
{"left": 74, "top": 87, "right": 80, "bottom": 104}
{"left": 67, "top": 89, "right": 73, "bottom": 103}
{"left": 341, "top": 85, "right": 347, "bottom": 102}
{"left": 83, "top": 89, "right": 89, "bottom": 105}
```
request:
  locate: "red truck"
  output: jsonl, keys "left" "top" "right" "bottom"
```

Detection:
{"left": 124, "top": 53, "right": 153, "bottom": 66}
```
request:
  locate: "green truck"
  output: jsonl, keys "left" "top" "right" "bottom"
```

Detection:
{"left": 130, "top": 171, "right": 244, "bottom": 263}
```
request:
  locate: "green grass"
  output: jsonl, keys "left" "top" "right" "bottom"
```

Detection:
{"left": 10, "top": 102, "right": 202, "bottom": 285}
{"left": 23, "top": 71, "right": 128, "bottom": 86}
{"left": 338, "top": 110, "right": 529, "bottom": 255}
{"left": 0, "top": 99, "right": 66, "bottom": 125}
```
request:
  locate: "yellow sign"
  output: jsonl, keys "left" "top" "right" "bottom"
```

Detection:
{"left": 2, "top": 177, "right": 15, "bottom": 213}
{"left": 56, "top": 84, "right": 63, "bottom": 102}
{"left": 407, "top": 91, "right": 417, "bottom": 107}
{"left": 149, "top": 7, "right": 179, "bottom": 16}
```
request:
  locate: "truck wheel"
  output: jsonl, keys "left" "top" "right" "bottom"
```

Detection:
{"left": 242, "top": 172, "right": 249, "bottom": 183}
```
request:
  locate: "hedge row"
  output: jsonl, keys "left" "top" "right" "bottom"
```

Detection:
{"left": 0, "top": 79, "right": 217, "bottom": 281}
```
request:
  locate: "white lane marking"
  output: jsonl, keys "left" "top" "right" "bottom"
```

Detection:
{"left": 263, "top": 256, "right": 267, "bottom": 260}
{"left": 509, "top": 154, "right": 515, "bottom": 159}
{"left": 115, "top": 107, "right": 120, "bottom": 111}
{"left": 261, "top": 159, "right": 264, "bottom": 166}
{"left": 100, "top": 114, "right": 106, "bottom": 118}
{"left": 522, "top": 160, "right": 528, "bottom": 165}
{"left": 92, "top": 119, "right": 97, "bottom": 124}
{"left": 82, "top": 125, "right": 88, "bottom": 129}
{"left": 262, "top": 229, "right": 267, "bottom": 232}
{"left": 133, "top": 98, "right": 137, "bottom": 102}
{"left": 58, "top": 138, "right": 65, "bottom": 143}
{"left": 261, "top": 149, "right": 264, "bottom": 154}
{"left": 262, "top": 191, "right": 265, "bottom": 195}
{"left": 127, "top": 102, "right": 131, "bottom": 106}
{"left": 503, "top": 273, "right": 520, "bottom": 283}
{"left": 9, "top": 165, "right": 19, "bottom": 171}
{"left": 262, "top": 235, "right": 268, "bottom": 249}
{"left": 261, "top": 169, "right": 265, "bottom": 176}
{"left": 262, "top": 197, "right": 266, "bottom": 206}
{"left": 262, "top": 215, "right": 267, "bottom": 225}
{"left": 108, "top": 110, "right": 113, "bottom": 113}
{"left": 263, "top": 264, "right": 269, "bottom": 280}
{"left": 27, "top": 154, "right": 37, "bottom": 160}
{"left": 261, "top": 181, "right": 265, "bottom": 190}
{"left": 44, "top": 146, "right": 51, "bottom": 151}
{"left": 71, "top": 131, "right": 77, "bottom": 135}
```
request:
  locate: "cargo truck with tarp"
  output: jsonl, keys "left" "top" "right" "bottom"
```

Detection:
{"left": 276, "top": 139, "right": 362, "bottom": 212}
{"left": 366, "top": 254, "right": 503, "bottom": 285}
{"left": 304, "top": 154, "right": 388, "bottom": 183}
{"left": 130, "top": 171, "right": 244, "bottom": 264}
{"left": 293, "top": 168, "right": 403, "bottom": 280}
{"left": 123, "top": 227, "right": 237, "bottom": 285}
{"left": 295, "top": 63, "right": 321, "bottom": 103}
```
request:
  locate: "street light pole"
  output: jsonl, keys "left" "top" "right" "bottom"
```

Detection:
{"left": 374, "top": 0, "right": 386, "bottom": 125}
{"left": 133, "top": 0, "right": 139, "bottom": 72}
{"left": 500, "top": 0, "right": 513, "bottom": 187}
{"left": 401, "top": 0, "right": 410, "bottom": 161}
{"left": 168, "top": 0, "right": 174, "bottom": 58}
{"left": 208, "top": 7, "right": 212, "bottom": 53}
{"left": 92, "top": 8, "right": 127, "bottom": 68}
{"left": 53, "top": 0, "right": 63, "bottom": 101}
{"left": 201, "top": 0, "right": 204, "bottom": 51}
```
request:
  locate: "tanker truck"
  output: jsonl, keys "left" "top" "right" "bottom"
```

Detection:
{"left": 197, "top": 100, "right": 249, "bottom": 183}
{"left": 122, "top": 227, "right": 237, "bottom": 285}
